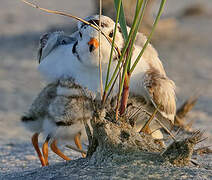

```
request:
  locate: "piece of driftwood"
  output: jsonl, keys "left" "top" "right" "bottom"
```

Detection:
{"left": 161, "top": 130, "right": 204, "bottom": 166}
{"left": 175, "top": 96, "right": 198, "bottom": 132}
{"left": 85, "top": 100, "right": 204, "bottom": 166}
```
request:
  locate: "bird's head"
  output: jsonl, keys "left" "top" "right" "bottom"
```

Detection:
{"left": 75, "top": 15, "right": 125, "bottom": 68}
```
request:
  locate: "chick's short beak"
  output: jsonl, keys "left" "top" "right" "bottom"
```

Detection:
{"left": 88, "top": 38, "right": 99, "bottom": 52}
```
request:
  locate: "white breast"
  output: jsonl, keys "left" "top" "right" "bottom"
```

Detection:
{"left": 38, "top": 44, "right": 78, "bottom": 83}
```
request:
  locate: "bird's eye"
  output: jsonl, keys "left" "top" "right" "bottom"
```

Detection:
{"left": 79, "top": 32, "right": 82, "bottom": 38}
{"left": 109, "top": 31, "right": 113, "bottom": 38}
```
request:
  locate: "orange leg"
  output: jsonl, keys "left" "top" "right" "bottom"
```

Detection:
{"left": 42, "top": 136, "right": 50, "bottom": 166}
{"left": 74, "top": 133, "right": 86, "bottom": 158}
{"left": 31, "top": 133, "right": 46, "bottom": 166}
{"left": 50, "top": 139, "right": 71, "bottom": 161}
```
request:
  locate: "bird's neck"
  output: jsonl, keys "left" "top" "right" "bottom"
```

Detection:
{"left": 74, "top": 65, "right": 102, "bottom": 93}
{"left": 74, "top": 63, "right": 118, "bottom": 95}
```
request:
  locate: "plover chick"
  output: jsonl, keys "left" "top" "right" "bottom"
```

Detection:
{"left": 21, "top": 79, "right": 94, "bottom": 166}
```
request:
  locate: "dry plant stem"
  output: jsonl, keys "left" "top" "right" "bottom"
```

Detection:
{"left": 196, "top": 137, "right": 208, "bottom": 144}
{"left": 115, "top": 72, "right": 130, "bottom": 120}
{"left": 194, "top": 146, "right": 212, "bottom": 155}
{"left": 98, "top": 0, "right": 103, "bottom": 99}
{"left": 102, "top": 92, "right": 106, "bottom": 105}
{"left": 190, "top": 159, "right": 199, "bottom": 166}
{"left": 140, "top": 106, "right": 158, "bottom": 133}
{"left": 83, "top": 120, "right": 93, "bottom": 157}
{"left": 155, "top": 118, "right": 176, "bottom": 141}
{"left": 128, "top": 99, "right": 176, "bottom": 141}
{"left": 176, "top": 96, "right": 198, "bottom": 119}
{"left": 129, "top": 103, "right": 148, "bottom": 120}
{"left": 117, "top": 46, "right": 132, "bottom": 116}
{"left": 66, "top": 145, "right": 87, "bottom": 154}
{"left": 175, "top": 96, "right": 198, "bottom": 129}
{"left": 21, "top": 0, "right": 95, "bottom": 28}
{"left": 119, "top": 74, "right": 130, "bottom": 115}
{"left": 146, "top": 105, "right": 176, "bottom": 141}
{"left": 115, "top": 100, "right": 120, "bottom": 121}
{"left": 21, "top": 0, "right": 121, "bottom": 58}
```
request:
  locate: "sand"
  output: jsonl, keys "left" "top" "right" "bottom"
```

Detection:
{"left": 0, "top": 0, "right": 211, "bottom": 179}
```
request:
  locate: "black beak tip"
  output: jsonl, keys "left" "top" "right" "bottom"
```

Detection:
{"left": 89, "top": 44, "right": 95, "bottom": 53}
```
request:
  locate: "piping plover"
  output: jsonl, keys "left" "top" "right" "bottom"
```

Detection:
{"left": 38, "top": 15, "right": 176, "bottom": 140}
{"left": 21, "top": 79, "right": 93, "bottom": 166}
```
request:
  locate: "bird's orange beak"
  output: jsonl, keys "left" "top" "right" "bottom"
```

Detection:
{"left": 88, "top": 38, "right": 99, "bottom": 50}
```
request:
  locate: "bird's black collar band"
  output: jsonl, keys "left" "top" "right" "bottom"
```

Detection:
{"left": 72, "top": 41, "right": 82, "bottom": 63}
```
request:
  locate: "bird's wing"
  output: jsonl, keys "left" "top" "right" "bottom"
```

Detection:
{"left": 126, "top": 26, "right": 149, "bottom": 47}
{"left": 37, "top": 31, "right": 76, "bottom": 63}
{"left": 38, "top": 32, "right": 62, "bottom": 63}
{"left": 143, "top": 68, "right": 176, "bottom": 129}
{"left": 127, "top": 26, "right": 166, "bottom": 75}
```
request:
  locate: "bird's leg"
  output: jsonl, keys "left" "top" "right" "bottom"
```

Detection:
{"left": 50, "top": 139, "right": 71, "bottom": 161}
{"left": 31, "top": 133, "right": 46, "bottom": 166}
{"left": 74, "top": 132, "right": 86, "bottom": 158}
{"left": 42, "top": 135, "right": 50, "bottom": 166}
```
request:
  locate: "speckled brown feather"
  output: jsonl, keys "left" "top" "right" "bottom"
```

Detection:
{"left": 143, "top": 67, "right": 176, "bottom": 122}
{"left": 22, "top": 79, "right": 94, "bottom": 127}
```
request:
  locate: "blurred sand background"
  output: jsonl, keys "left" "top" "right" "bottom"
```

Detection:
{"left": 0, "top": 0, "right": 212, "bottom": 176}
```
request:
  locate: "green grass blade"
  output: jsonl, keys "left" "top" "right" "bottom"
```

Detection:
{"left": 104, "top": 0, "right": 122, "bottom": 91}
{"left": 105, "top": 0, "right": 144, "bottom": 91}
{"left": 114, "top": 0, "right": 128, "bottom": 41}
{"left": 126, "top": 0, "right": 147, "bottom": 72}
{"left": 130, "top": 0, "right": 167, "bottom": 74}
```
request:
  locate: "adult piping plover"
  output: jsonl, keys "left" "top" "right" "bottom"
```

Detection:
{"left": 38, "top": 15, "right": 176, "bottom": 140}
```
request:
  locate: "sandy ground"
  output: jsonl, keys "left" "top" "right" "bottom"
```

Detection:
{"left": 0, "top": 0, "right": 211, "bottom": 179}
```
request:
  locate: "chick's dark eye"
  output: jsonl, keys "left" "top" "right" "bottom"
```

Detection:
{"left": 109, "top": 31, "right": 113, "bottom": 38}
{"left": 79, "top": 32, "right": 82, "bottom": 38}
